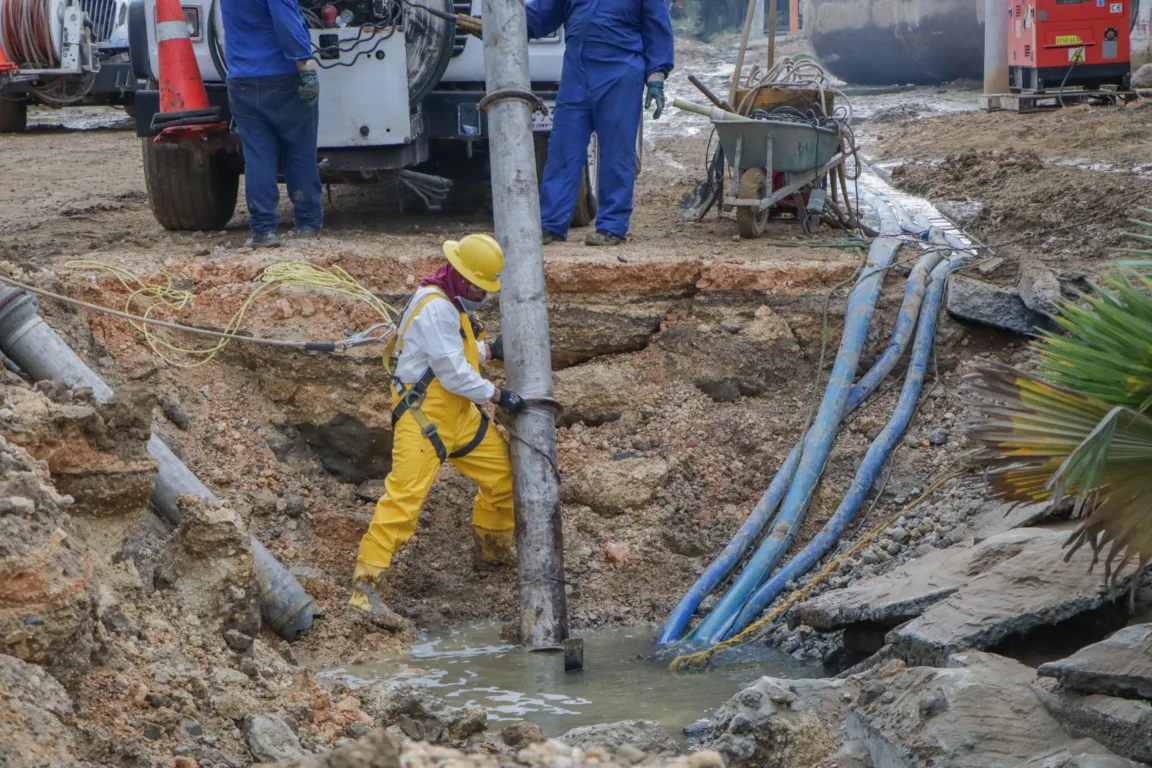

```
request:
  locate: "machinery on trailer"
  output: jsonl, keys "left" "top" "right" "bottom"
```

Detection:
{"left": 127, "top": 0, "right": 599, "bottom": 231}
{"left": 1008, "top": 0, "right": 1132, "bottom": 91}
{"left": 0, "top": 0, "right": 140, "bottom": 132}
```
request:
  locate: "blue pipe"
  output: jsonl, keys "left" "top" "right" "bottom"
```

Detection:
{"left": 689, "top": 208, "right": 904, "bottom": 644}
{"left": 656, "top": 246, "right": 943, "bottom": 644}
{"left": 723, "top": 254, "right": 964, "bottom": 639}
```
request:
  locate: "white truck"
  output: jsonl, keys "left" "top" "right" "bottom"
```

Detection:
{"left": 0, "top": 0, "right": 141, "bottom": 132}
{"left": 126, "top": 0, "right": 598, "bottom": 230}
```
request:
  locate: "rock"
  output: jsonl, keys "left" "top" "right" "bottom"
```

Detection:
{"left": 146, "top": 692, "right": 172, "bottom": 708}
{"left": 936, "top": 200, "right": 986, "bottom": 229}
{"left": 1032, "top": 678, "right": 1152, "bottom": 764}
{"left": 553, "top": 358, "right": 653, "bottom": 427}
{"left": 142, "top": 721, "right": 165, "bottom": 740}
{"left": 359, "top": 680, "right": 486, "bottom": 744}
{"left": 355, "top": 479, "right": 386, "bottom": 502}
{"left": 824, "top": 739, "right": 874, "bottom": 768}
{"left": 1018, "top": 260, "right": 1064, "bottom": 316}
{"left": 976, "top": 256, "right": 1004, "bottom": 276}
{"left": 289, "top": 728, "right": 403, "bottom": 767}
{"left": 946, "top": 275, "right": 1050, "bottom": 335}
{"left": 561, "top": 719, "right": 678, "bottom": 756}
{"left": 283, "top": 494, "right": 305, "bottom": 518}
{"left": 501, "top": 721, "right": 547, "bottom": 748}
{"left": 847, "top": 651, "right": 1129, "bottom": 767}
{"left": 1038, "top": 623, "right": 1152, "bottom": 700}
{"left": 702, "top": 677, "right": 843, "bottom": 767}
{"left": 163, "top": 401, "right": 190, "bottom": 431}
{"left": 243, "top": 713, "right": 307, "bottom": 763}
{"left": 1132, "top": 63, "right": 1152, "bottom": 89}
{"left": 799, "top": 528, "right": 1127, "bottom": 666}
{"left": 562, "top": 458, "right": 667, "bottom": 516}
{"left": 222, "top": 628, "right": 253, "bottom": 653}
{"left": 602, "top": 541, "right": 630, "bottom": 569}
{"left": 927, "top": 428, "right": 949, "bottom": 446}
{"left": 0, "top": 654, "right": 77, "bottom": 766}
{"left": 0, "top": 437, "right": 97, "bottom": 683}
{"left": 211, "top": 690, "right": 260, "bottom": 720}
{"left": 545, "top": 295, "right": 669, "bottom": 367}
{"left": 153, "top": 498, "right": 260, "bottom": 635}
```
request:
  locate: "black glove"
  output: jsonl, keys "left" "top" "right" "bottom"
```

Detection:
{"left": 497, "top": 388, "right": 526, "bottom": 414}
{"left": 645, "top": 79, "right": 665, "bottom": 120}
{"left": 298, "top": 69, "right": 320, "bottom": 106}
{"left": 489, "top": 336, "right": 504, "bottom": 362}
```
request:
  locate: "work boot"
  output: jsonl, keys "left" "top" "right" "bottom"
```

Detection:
{"left": 585, "top": 230, "right": 625, "bottom": 246}
{"left": 472, "top": 525, "right": 516, "bottom": 574}
{"left": 292, "top": 226, "right": 321, "bottom": 239}
{"left": 347, "top": 562, "right": 410, "bottom": 632}
{"left": 245, "top": 231, "right": 280, "bottom": 249}
{"left": 541, "top": 228, "right": 564, "bottom": 245}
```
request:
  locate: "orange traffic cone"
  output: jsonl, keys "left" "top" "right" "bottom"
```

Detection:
{"left": 152, "top": 0, "right": 225, "bottom": 140}
{"left": 0, "top": 40, "right": 17, "bottom": 74}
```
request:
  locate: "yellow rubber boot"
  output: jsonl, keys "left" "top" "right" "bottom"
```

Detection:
{"left": 348, "top": 561, "right": 409, "bottom": 632}
{"left": 472, "top": 525, "right": 517, "bottom": 569}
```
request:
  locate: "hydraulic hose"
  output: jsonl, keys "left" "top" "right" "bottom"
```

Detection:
{"left": 657, "top": 242, "right": 943, "bottom": 644}
{"left": 689, "top": 200, "right": 903, "bottom": 644}
{"left": 724, "top": 251, "right": 966, "bottom": 638}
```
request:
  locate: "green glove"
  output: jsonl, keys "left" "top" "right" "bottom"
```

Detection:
{"left": 299, "top": 69, "right": 320, "bottom": 106}
{"left": 645, "top": 79, "right": 665, "bottom": 120}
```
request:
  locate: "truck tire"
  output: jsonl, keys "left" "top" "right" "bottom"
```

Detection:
{"left": 142, "top": 139, "right": 239, "bottom": 231}
{"left": 0, "top": 100, "right": 28, "bottom": 133}
{"left": 534, "top": 134, "right": 599, "bottom": 229}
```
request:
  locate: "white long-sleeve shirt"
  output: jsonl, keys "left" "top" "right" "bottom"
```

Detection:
{"left": 394, "top": 286, "right": 494, "bottom": 404}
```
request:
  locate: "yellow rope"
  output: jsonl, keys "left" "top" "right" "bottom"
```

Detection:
{"left": 65, "top": 260, "right": 398, "bottom": 369}
{"left": 669, "top": 468, "right": 967, "bottom": 672}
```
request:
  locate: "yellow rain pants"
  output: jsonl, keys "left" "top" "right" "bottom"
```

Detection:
{"left": 352, "top": 293, "right": 515, "bottom": 595}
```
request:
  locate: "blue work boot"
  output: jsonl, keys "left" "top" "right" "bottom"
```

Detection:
{"left": 292, "top": 226, "right": 321, "bottom": 239}
{"left": 542, "top": 228, "right": 564, "bottom": 245}
{"left": 585, "top": 230, "right": 625, "bottom": 246}
{"left": 245, "top": 232, "right": 281, "bottom": 249}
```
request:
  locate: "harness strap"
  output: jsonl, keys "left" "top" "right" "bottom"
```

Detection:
{"left": 449, "top": 410, "right": 489, "bottom": 459}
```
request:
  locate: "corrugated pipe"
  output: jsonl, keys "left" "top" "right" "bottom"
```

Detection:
{"left": 724, "top": 250, "right": 966, "bottom": 638}
{"left": 0, "top": 286, "right": 321, "bottom": 639}
{"left": 689, "top": 201, "right": 904, "bottom": 645}
{"left": 657, "top": 242, "right": 943, "bottom": 644}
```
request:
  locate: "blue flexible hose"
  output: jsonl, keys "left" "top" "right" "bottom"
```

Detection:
{"left": 656, "top": 247, "right": 942, "bottom": 644}
{"left": 689, "top": 210, "right": 904, "bottom": 645}
{"left": 723, "top": 254, "right": 963, "bottom": 639}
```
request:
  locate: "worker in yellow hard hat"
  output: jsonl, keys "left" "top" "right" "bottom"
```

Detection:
{"left": 349, "top": 233, "right": 527, "bottom": 629}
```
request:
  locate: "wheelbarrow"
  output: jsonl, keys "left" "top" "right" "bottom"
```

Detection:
{"left": 712, "top": 117, "right": 843, "bottom": 238}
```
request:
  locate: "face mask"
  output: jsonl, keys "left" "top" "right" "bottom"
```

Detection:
{"left": 458, "top": 294, "right": 488, "bottom": 313}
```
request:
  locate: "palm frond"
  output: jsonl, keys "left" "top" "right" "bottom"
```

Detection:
{"left": 966, "top": 362, "right": 1152, "bottom": 584}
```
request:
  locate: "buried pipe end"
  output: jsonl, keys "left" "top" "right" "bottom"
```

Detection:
{"left": 276, "top": 597, "right": 324, "bottom": 641}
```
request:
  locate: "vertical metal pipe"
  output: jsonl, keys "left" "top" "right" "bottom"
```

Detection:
{"left": 767, "top": 0, "right": 777, "bottom": 67}
{"left": 480, "top": 0, "right": 569, "bottom": 649}
{"left": 0, "top": 287, "right": 320, "bottom": 639}
{"left": 984, "top": 0, "right": 1009, "bottom": 93}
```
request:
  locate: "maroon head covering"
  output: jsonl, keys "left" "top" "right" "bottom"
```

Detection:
{"left": 421, "top": 263, "right": 475, "bottom": 312}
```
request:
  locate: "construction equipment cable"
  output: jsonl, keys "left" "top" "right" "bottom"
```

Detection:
{"left": 0, "top": 263, "right": 399, "bottom": 369}
{"left": 1, "top": 0, "right": 57, "bottom": 67}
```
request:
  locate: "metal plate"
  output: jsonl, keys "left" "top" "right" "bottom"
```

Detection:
{"left": 532, "top": 101, "right": 555, "bottom": 132}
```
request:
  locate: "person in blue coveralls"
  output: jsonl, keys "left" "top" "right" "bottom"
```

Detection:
{"left": 222, "top": 0, "right": 323, "bottom": 248}
{"left": 527, "top": 0, "right": 674, "bottom": 246}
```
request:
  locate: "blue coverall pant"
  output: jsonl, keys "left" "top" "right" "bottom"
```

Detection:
{"left": 228, "top": 74, "right": 323, "bottom": 234}
{"left": 540, "top": 52, "right": 644, "bottom": 240}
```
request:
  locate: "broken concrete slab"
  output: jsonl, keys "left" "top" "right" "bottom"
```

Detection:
{"left": 846, "top": 652, "right": 1135, "bottom": 768}
{"left": 799, "top": 528, "right": 1124, "bottom": 666}
{"left": 1038, "top": 624, "right": 1152, "bottom": 701}
{"left": 946, "top": 275, "right": 1050, "bottom": 335}
{"left": 561, "top": 720, "right": 679, "bottom": 757}
{"left": 702, "top": 677, "right": 839, "bottom": 768}
{"left": 562, "top": 458, "right": 668, "bottom": 516}
{"left": 1018, "top": 260, "right": 1064, "bottom": 316}
{"left": 1032, "top": 678, "right": 1152, "bottom": 764}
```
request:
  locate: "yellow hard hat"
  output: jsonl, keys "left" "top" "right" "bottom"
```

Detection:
{"left": 443, "top": 234, "right": 503, "bottom": 292}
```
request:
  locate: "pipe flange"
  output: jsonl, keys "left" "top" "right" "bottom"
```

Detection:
{"left": 478, "top": 89, "right": 549, "bottom": 117}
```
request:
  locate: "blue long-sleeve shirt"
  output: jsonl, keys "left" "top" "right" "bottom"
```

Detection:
{"left": 527, "top": 0, "right": 674, "bottom": 80}
{"left": 222, "top": 0, "right": 313, "bottom": 79}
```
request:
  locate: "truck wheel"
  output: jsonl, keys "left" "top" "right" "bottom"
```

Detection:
{"left": 0, "top": 100, "right": 28, "bottom": 133}
{"left": 142, "top": 139, "right": 239, "bottom": 231}
{"left": 535, "top": 133, "right": 600, "bottom": 229}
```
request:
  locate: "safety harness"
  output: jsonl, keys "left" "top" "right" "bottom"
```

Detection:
{"left": 390, "top": 292, "right": 489, "bottom": 463}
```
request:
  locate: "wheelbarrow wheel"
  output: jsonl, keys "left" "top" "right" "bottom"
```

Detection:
{"left": 736, "top": 168, "right": 770, "bottom": 239}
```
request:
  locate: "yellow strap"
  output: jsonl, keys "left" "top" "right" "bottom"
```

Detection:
{"left": 397, "top": 288, "right": 452, "bottom": 354}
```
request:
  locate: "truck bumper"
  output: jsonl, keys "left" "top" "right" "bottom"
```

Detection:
{"left": 1, "top": 61, "right": 141, "bottom": 98}
{"left": 422, "top": 88, "right": 558, "bottom": 139}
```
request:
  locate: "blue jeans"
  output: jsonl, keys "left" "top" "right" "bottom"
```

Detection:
{"left": 228, "top": 74, "right": 323, "bottom": 234}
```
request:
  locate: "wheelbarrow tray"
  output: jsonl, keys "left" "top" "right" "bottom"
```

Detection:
{"left": 713, "top": 118, "right": 841, "bottom": 173}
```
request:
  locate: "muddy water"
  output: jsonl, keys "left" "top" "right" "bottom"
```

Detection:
{"left": 321, "top": 623, "right": 821, "bottom": 736}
